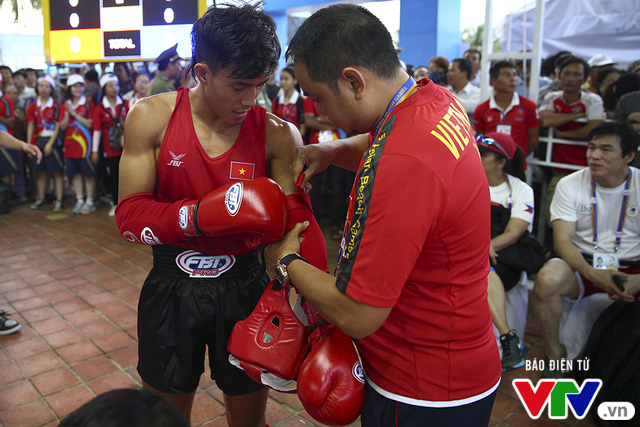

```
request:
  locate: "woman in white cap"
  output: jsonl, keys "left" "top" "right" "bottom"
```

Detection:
{"left": 26, "top": 75, "right": 65, "bottom": 212}
{"left": 60, "top": 74, "right": 96, "bottom": 214}
{"left": 92, "top": 73, "right": 127, "bottom": 216}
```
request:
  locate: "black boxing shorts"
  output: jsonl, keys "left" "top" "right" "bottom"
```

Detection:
{"left": 137, "top": 245, "right": 268, "bottom": 396}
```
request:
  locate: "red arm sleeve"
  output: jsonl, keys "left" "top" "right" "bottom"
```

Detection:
{"left": 286, "top": 189, "right": 328, "bottom": 272}
{"left": 115, "top": 193, "right": 187, "bottom": 246}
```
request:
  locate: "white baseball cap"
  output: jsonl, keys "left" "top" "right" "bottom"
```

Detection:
{"left": 100, "top": 73, "right": 119, "bottom": 89}
{"left": 588, "top": 54, "right": 616, "bottom": 67}
{"left": 66, "top": 74, "right": 85, "bottom": 87}
{"left": 37, "top": 75, "right": 57, "bottom": 90}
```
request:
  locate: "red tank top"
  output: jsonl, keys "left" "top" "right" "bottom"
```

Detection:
{"left": 156, "top": 87, "right": 267, "bottom": 254}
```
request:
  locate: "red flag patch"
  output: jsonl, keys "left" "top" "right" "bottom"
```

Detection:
{"left": 230, "top": 161, "right": 255, "bottom": 181}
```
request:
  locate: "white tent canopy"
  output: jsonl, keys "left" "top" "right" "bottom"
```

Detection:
{"left": 501, "top": 0, "right": 640, "bottom": 68}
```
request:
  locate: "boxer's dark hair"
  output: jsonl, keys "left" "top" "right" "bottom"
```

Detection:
{"left": 286, "top": 3, "right": 401, "bottom": 93}
{"left": 189, "top": 2, "right": 280, "bottom": 81}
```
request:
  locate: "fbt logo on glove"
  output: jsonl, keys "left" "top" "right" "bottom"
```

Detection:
{"left": 513, "top": 379, "right": 601, "bottom": 419}
{"left": 225, "top": 183, "right": 243, "bottom": 216}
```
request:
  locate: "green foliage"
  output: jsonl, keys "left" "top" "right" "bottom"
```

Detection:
{"left": 0, "top": 0, "right": 41, "bottom": 23}
{"left": 461, "top": 24, "right": 503, "bottom": 52}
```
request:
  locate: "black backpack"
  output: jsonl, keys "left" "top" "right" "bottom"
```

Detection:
{"left": 572, "top": 300, "right": 640, "bottom": 426}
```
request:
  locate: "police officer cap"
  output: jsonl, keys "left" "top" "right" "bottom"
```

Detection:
{"left": 154, "top": 44, "right": 182, "bottom": 68}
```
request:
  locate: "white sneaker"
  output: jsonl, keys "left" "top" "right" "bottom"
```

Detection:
{"left": 53, "top": 200, "right": 64, "bottom": 212}
{"left": 80, "top": 202, "right": 96, "bottom": 215}
{"left": 72, "top": 200, "right": 84, "bottom": 214}
{"left": 108, "top": 204, "right": 117, "bottom": 217}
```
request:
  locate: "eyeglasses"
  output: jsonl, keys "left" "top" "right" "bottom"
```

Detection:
{"left": 476, "top": 134, "right": 510, "bottom": 159}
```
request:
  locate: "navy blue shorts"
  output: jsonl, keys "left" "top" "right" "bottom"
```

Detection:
{"left": 360, "top": 381, "right": 497, "bottom": 427}
{"left": 137, "top": 245, "right": 268, "bottom": 396}
{"left": 32, "top": 146, "right": 64, "bottom": 173}
{"left": 0, "top": 148, "right": 18, "bottom": 175}
{"left": 65, "top": 157, "right": 95, "bottom": 177}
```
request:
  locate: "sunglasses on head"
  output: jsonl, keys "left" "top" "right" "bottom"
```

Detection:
{"left": 476, "top": 134, "right": 510, "bottom": 159}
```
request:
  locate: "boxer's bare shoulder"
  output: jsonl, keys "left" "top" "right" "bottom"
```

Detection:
{"left": 126, "top": 91, "right": 178, "bottom": 150}
{"left": 265, "top": 111, "right": 304, "bottom": 194}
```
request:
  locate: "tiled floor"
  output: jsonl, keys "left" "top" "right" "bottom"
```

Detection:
{"left": 0, "top": 201, "right": 597, "bottom": 427}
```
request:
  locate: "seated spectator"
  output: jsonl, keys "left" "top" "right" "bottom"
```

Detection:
{"left": 539, "top": 56, "right": 605, "bottom": 169}
{"left": 474, "top": 61, "right": 540, "bottom": 162}
{"left": 532, "top": 122, "right": 640, "bottom": 377}
{"left": 478, "top": 132, "right": 532, "bottom": 372}
{"left": 597, "top": 67, "right": 622, "bottom": 99}
{"left": 584, "top": 54, "right": 616, "bottom": 94}
{"left": 464, "top": 48, "right": 482, "bottom": 87}
{"left": 428, "top": 56, "right": 449, "bottom": 86}
{"left": 413, "top": 65, "right": 429, "bottom": 81}
{"left": 59, "top": 388, "right": 190, "bottom": 427}
{"left": 446, "top": 58, "right": 481, "bottom": 122}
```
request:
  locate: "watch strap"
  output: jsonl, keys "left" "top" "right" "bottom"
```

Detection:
{"left": 279, "top": 253, "right": 307, "bottom": 267}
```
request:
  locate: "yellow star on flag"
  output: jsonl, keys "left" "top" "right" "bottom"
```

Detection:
{"left": 239, "top": 168, "right": 246, "bottom": 175}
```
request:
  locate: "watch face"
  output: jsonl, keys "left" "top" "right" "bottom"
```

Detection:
{"left": 275, "top": 264, "right": 288, "bottom": 285}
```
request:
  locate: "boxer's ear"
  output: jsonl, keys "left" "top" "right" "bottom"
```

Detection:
{"left": 194, "top": 63, "right": 210, "bottom": 83}
{"left": 340, "top": 67, "right": 366, "bottom": 101}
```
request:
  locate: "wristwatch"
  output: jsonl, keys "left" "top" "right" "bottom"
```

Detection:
{"left": 275, "top": 253, "right": 307, "bottom": 286}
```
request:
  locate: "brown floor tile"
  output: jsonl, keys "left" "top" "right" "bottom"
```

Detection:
{"left": 11, "top": 295, "right": 48, "bottom": 312}
{"left": 265, "top": 398, "right": 296, "bottom": 426}
{"left": 87, "top": 371, "right": 139, "bottom": 395}
{"left": 56, "top": 341, "right": 102, "bottom": 365}
{"left": 20, "top": 305, "right": 59, "bottom": 323}
{"left": 30, "top": 316, "right": 71, "bottom": 336}
{"left": 110, "top": 309, "right": 137, "bottom": 330}
{"left": 16, "top": 350, "right": 65, "bottom": 377}
{"left": 0, "top": 399, "right": 57, "bottom": 427}
{"left": 0, "top": 363, "right": 25, "bottom": 386}
{"left": 92, "top": 330, "right": 136, "bottom": 353}
{"left": 96, "top": 300, "right": 132, "bottom": 318}
{"left": 64, "top": 308, "right": 103, "bottom": 326}
{"left": 84, "top": 291, "right": 118, "bottom": 308}
{"left": 45, "top": 384, "right": 96, "bottom": 419}
{"left": 108, "top": 345, "right": 138, "bottom": 368}
{"left": 31, "top": 367, "right": 81, "bottom": 396}
{"left": 278, "top": 417, "right": 318, "bottom": 427}
{"left": 43, "top": 327, "right": 85, "bottom": 349}
{"left": 270, "top": 391, "right": 305, "bottom": 412}
{"left": 4, "top": 287, "right": 37, "bottom": 303}
{"left": 31, "top": 281, "right": 66, "bottom": 296}
{"left": 22, "top": 273, "right": 56, "bottom": 286}
{"left": 5, "top": 336, "right": 49, "bottom": 360}
{"left": 191, "top": 390, "right": 227, "bottom": 427}
{"left": 77, "top": 318, "right": 118, "bottom": 338}
{"left": 0, "top": 380, "right": 41, "bottom": 411}
{"left": 55, "top": 298, "right": 91, "bottom": 315}
{"left": 72, "top": 355, "right": 119, "bottom": 382}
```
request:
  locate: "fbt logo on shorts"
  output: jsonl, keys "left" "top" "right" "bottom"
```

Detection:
{"left": 176, "top": 250, "right": 236, "bottom": 278}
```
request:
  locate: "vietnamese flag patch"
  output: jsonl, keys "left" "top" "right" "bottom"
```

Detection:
{"left": 230, "top": 161, "right": 255, "bottom": 180}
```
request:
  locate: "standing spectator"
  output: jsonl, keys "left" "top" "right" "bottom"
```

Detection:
{"left": 150, "top": 44, "right": 182, "bottom": 96}
{"left": 26, "top": 75, "right": 64, "bottom": 211}
{"left": 84, "top": 69, "right": 101, "bottom": 103}
{"left": 93, "top": 74, "right": 126, "bottom": 217}
{"left": 272, "top": 66, "right": 305, "bottom": 137}
{"left": 24, "top": 68, "right": 38, "bottom": 89}
{"left": 540, "top": 56, "right": 605, "bottom": 169}
{"left": 474, "top": 61, "right": 540, "bottom": 161}
{"left": 265, "top": 70, "right": 279, "bottom": 101}
{"left": 0, "top": 66, "right": 12, "bottom": 91}
{"left": 538, "top": 52, "right": 572, "bottom": 105}
{"left": 584, "top": 54, "right": 616, "bottom": 94}
{"left": 60, "top": 74, "right": 96, "bottom": 215}
{"left": 612, "top": 74, "right": 640, "bottom": 127}
{"left": 113, "top": 62, "right": 134, "bottom": 97}
{"left": 446, "top": 58, "right": 481, "bottom": 122}
{"left": 532, "top": 122, "right": 640, "bottom": 377}
{"left": 464, "top": 48, "right": 482, "bottom": 87}
{"left": 0, "top": 74, "right": 17, "bottom": 213}
{"left": 12, "top": 69, "right": 35, "bottom": 110}
{"left": 125, "top": 72, "right": 151, "bottom": 107}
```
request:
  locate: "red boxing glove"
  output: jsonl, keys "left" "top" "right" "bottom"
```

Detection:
{"left": 296, "top": 301, "right": 365, "bottom": 426}
{"left": 179, "top": 177, "right": 287, "bottom": 244}
{"left": 227, "top": 280, "right": 309, "bottom": 393}
{"left": 286, "top": 174, "right": 328, "bottom": 272}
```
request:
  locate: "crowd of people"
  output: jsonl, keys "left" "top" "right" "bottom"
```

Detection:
{"left": 0, "top": 45, "right": 196, "bottom": 218}
{"left": 1, "top": 2, "right": 640, "bottom": 426}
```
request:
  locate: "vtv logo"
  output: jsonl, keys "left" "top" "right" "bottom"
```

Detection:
{"left": 513, "top": 379, "right": 602, "bottom": 419}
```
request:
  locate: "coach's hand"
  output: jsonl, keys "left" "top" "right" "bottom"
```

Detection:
{"left": 292, "top": 144, "right": 335, "bottom": 189}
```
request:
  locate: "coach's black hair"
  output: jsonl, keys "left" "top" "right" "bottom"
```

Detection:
{"left": 286, "top": 3, "right": 400, "bottom": 93}
{"left": 188, "top": 2, "right": 280, "bottom": 80}
{"left": 589, "top": 121, "right": 639, "bottom": 158}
